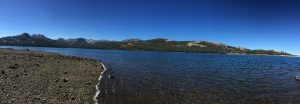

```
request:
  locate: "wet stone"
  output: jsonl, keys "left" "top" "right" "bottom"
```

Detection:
{"left": 110, "top": 76, "right": 115, "bottom": 79}
{"left": 295, "top": 76, "right": 300, "bottom": 81}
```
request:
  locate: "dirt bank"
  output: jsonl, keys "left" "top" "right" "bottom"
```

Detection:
{"left": 0, "top": 48, "right": 103, "bottom": 104}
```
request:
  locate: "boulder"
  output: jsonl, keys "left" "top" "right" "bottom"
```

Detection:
{"left": 295, "top": 76, "right": 300, "bottom": 81}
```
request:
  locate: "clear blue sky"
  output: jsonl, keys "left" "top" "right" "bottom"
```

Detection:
{"left": 0, "top": 0, "right": 299, "bottom": 55}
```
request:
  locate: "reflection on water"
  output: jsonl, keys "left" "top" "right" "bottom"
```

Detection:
{"left": 1, "top": 46, "right": 300, "bottom": 103}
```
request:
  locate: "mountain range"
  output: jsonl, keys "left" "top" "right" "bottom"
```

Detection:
{"left": 0, "top": 33, "right": 291, "bottom": 56}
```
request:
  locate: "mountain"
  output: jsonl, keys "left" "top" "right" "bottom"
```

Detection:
{"left": 0, "top": 33, "right": 55, "bottom": 47}
{"left": 0, "top": 33, "right": 292, "bottom": 56}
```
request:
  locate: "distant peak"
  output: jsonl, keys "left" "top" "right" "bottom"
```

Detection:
{"left": 122, "top": 38, "right": 143, "bottom": 42}
{"left": 31, "top": 34, "right": 48, "bottom": 39}
{"left": 19, "top": 33, "right": 30, "bottom": 37}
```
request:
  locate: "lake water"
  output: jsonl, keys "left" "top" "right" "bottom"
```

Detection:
{"left": 1, "top": 46, "right": 300, "bottom": 103}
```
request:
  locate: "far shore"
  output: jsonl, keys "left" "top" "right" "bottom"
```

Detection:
{"left": 0, "top": 45, "right": 297, "bottom": 57}
{"left": 226, "top": 53, "right": 299, "bottom": 57}
{"left": 0, "top": 48, "right": 103, "bottom": 103}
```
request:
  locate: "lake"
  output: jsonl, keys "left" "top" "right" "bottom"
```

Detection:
{"left": 1, "top": 46, "right": 300, "bottom": 103}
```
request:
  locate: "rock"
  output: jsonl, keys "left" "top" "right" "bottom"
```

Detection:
{"left": 110, "top": 75, "right": 115, "bottom": 79}
{"left": 63, "top": 79, "right": 68, "bottom": 83}
{"left": 34, "top": 64, "right": 40, "bottom": 67}
{"left": 295, "top": 76, "right": 300, "bottom": 81}
{"left": 8, "top": 66, "right": 17, "bottom": 69}
{"left": 1, "top": 70, "right": 5, "bottom": 74}
{"left": 111, "top": 76, "right": 115, "bottom": 79}
{"left": 71, "top": 97, "right": 76, "bottom": 100}
{"left": 8, "top": 64, "right": 19, "bottom": 69}
{"left": 36, "top": 54, "right": 44, "bottom": 57}
{"left": 86, "top": 82, "right": 91, "bottom": 85}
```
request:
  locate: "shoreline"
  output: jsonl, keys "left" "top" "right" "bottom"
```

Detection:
{"left": 0, "top": 48, "right": 104, "bottom": 103}
{"left": 226, "top": 53, "right": 299, "bottom": 57}
{"left": 93, "top": 63, "right": 107, "bottom": 104}
{"left": 0, "top": 45, "right": 297, "bottom": 57}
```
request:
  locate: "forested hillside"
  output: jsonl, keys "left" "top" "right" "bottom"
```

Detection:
{"left": 0, "top": 33, "right": 291, "bottom": 55}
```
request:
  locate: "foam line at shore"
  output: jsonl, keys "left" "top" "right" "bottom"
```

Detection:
{"left": 93, "top": 62, "right": 107, "bottom": 104}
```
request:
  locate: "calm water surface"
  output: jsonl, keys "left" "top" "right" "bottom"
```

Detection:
{"left": 1, "top": 46, "right": 300, "bottom": 104}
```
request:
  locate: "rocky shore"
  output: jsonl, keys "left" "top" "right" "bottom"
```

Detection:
{"left": 0, "top": 48, "right": 103, "bottom": 104}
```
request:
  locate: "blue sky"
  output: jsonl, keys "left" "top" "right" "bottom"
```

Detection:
{"left": 0, "top": 0, "right": 299, "bottom": 55}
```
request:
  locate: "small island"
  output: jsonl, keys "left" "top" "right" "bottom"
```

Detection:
{"left": 0, "top": 33, "right": 292, "bottom": 56}
{"left": 0, "top": 48, "right": 103, "bottom": 103}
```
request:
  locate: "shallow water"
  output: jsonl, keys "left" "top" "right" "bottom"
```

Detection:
{"left": 1, "top": 46, "right": 300, "bottom": 103}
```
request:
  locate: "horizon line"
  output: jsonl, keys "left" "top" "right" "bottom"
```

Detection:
{"left": 0, "top": 32, "right": 298, "bottom": 56}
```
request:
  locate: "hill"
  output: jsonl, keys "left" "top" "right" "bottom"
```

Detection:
{"left": 0, "top": 33, "right": 291, "bottom": 55}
